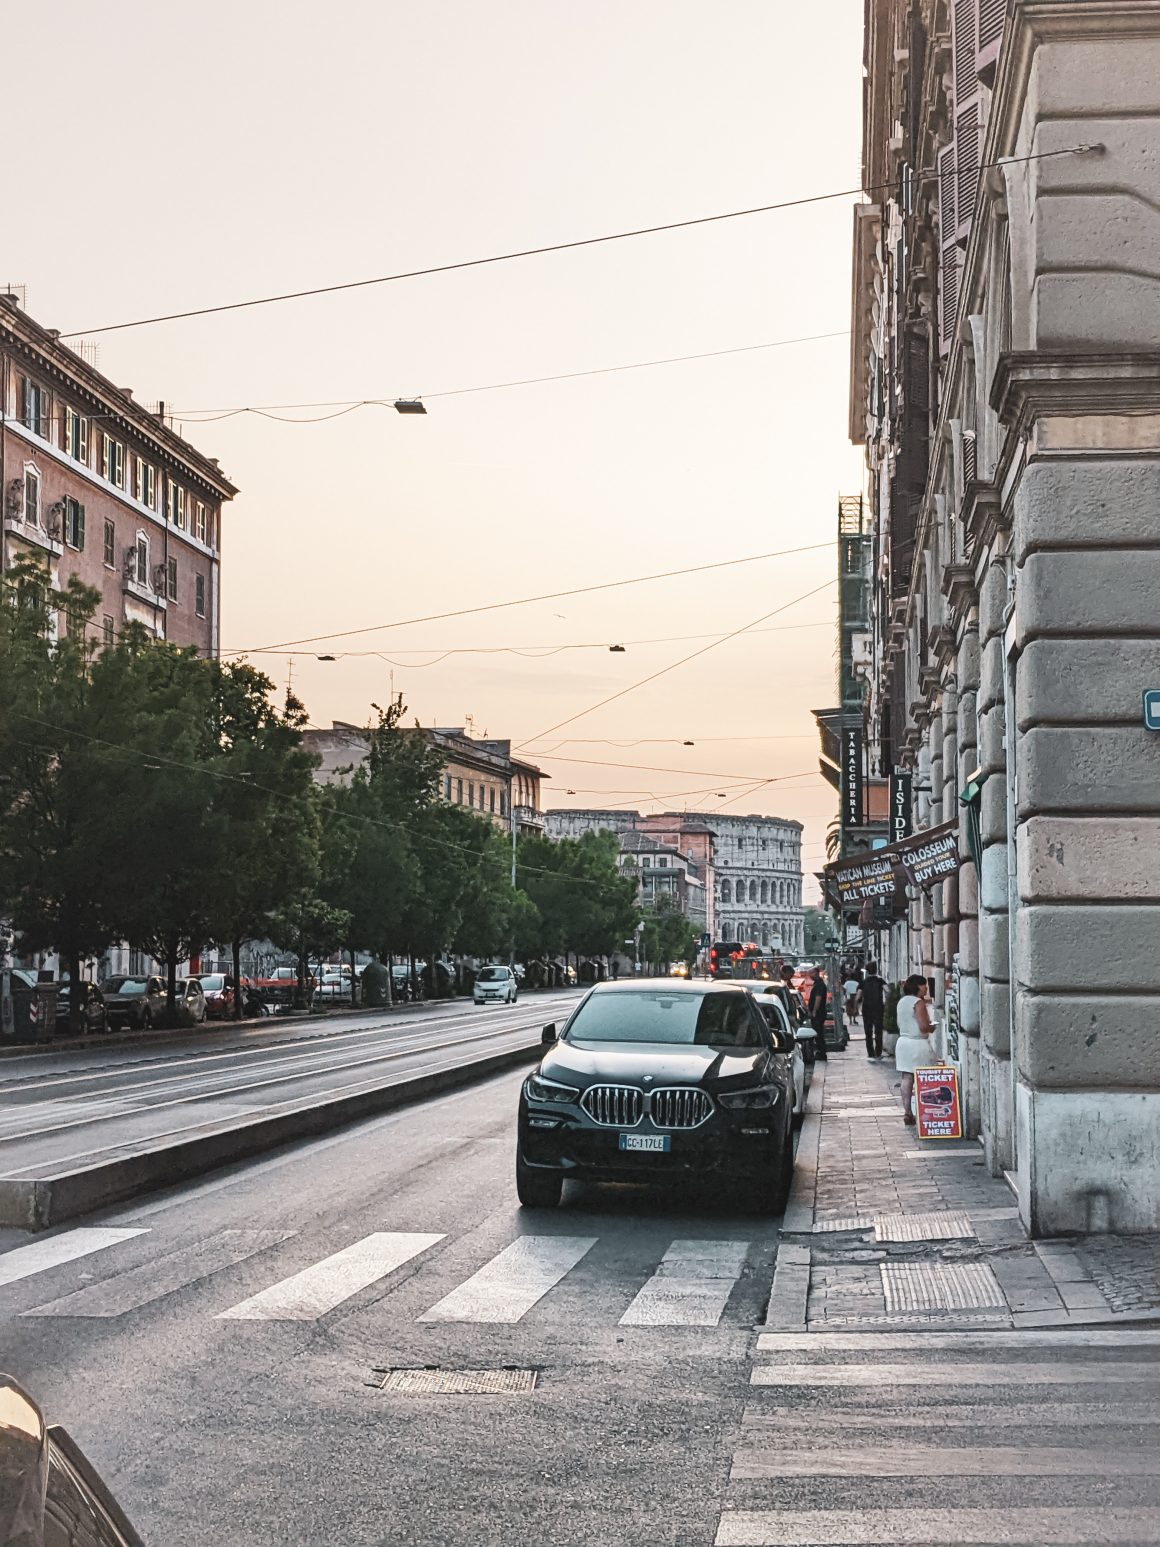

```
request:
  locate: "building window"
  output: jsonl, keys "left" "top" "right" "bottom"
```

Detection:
{"left": 102, "top": 615, "right": 115, "bottom": 647}
{"left": 760, "top": 880, "right": 769, "bottom": 905}
{"left": 195, "top": 573, "right": 206, "bottom": 617}
{"left": 101, "top": 434, "right": 124, "bottom": 487}
{"left": 166, "top": 556, "right": 178, "bottom": 602}
{"left": 194, "top": 501, "right": 207, "bottom": 543}
{"left": 23, "top": 468, "right": 40, "bottom": 526}
{"left": 721, "top": 879, "right": 732, "bottom": 903}
{"left": 19, "top": 377, "right": 46, "bottom": 436}
{"left": 456, "top": 778, "right": 463, "bottom": 804}
{"left": 135, "top": 534, "right": 149, "bottom": 585}
{"left": 63, "top": 498, "right": 85, "bottom": 551}
{"left": 490, "top": 787, "right": 496, "bottom": 813}
{"left": 103, "top": 518, "right": 116, "bottom": 568}
{"left": 133, "top": 456, "right": 156, "bottom": 508}
{"left": 468, "top": 782, "right": 475, "bottom": 808}
{"left": 64, "top": 408, "right": 89, "bottom": 463}
{"left": 500, "top": 790, "right": 508, "bottom": 817}
{"left": 444, "top": 774, "right": 452, "bottom": 801}
{"left": 65, "top": 606, "right": 85, "bottom": 643}
{"left": 168, "top": 484, "right": 186, "bottom": 529}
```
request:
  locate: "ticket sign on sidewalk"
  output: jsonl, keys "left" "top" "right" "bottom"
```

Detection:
{"left": 915, "top": 1065, "right": 963, "bottom": 1140}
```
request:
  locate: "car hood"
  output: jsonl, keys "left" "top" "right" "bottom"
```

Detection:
{"left": 542, "top": 1039, "right": 765, "bottom": 1091}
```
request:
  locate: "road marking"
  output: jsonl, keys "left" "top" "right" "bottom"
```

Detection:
{"left": 714, "top": 1508, "right": 1160, "bottom": 1545}
{"left": 0, "top": 1227, "right": 147, "bottom": 1289}
{"left": 216, "top": 1232, "right": 444, "bottom": 1320}
{"left": 740, "top": 1401, "right": 1160, "bottom": 1428}
{"left": 731, "top": 1444, "right": 1160, "bottom": 1478}
{"left": 419, "top": 1235, "right": 596, "bottom": 1324}
{"left": 23, "top": 1229, "right": 292, "bottom": 1317}
{"left": 756, "top": 1328, "right": 1160, "bottom": 1353}
{"left": 751, "top": 1361, "right": 1160, "bottom": 1386}
{"left": 619, "top": 1239, "right": 750, "bottom": 1327}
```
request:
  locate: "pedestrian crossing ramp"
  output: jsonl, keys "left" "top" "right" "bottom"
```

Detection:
{"left": 713, "top": 1328, "right": 1160, "bottom": 1545}
{"left": 0, "top": 1225, "right": 766, "bottom": 1329}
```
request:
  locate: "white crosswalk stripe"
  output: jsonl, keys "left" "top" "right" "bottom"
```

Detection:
{"left": 718, "top": 1331, "right": 1160, "bottom": 1545}
{"left": 418, "top": 1234, "right": 597, "bottom": 1324}
{"left": 23, "top": 1230, "right": 292, "bottom": 1317}
{"left": 217, "top": 1232, "right": 444, "bottom": 1321}
{"left": 0, "top": 1227, "right": 148, "bottom": 1289}
{"left": 619, "top": 1239, "right": 750, "bottom": 1327}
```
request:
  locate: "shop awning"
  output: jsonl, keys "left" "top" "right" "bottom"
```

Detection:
{"left": 824, "top": 819, "right": 961, "bottom": 909}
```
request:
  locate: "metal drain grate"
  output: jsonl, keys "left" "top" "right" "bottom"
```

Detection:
{"left": 881, "top": 1261, "right": 1005, "bottom": 1313}
{"left": 371, "top": 1366, "right": 538, "bottom": 1395}
{"left": 873, "top": 1211, "right": 974, "bottom": 1243}
{"left": 813, "top": 1216, "right": 872, "bottom": 1233}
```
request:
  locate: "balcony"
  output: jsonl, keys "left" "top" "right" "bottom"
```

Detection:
{"left": 4, "top": 514, "right": 62, "bottom": 559}
{"left": 514, "top": 805, "right": 545, "bottom": 835}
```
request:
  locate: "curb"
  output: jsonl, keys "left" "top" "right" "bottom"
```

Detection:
{"left": 0, "top": 1041, "right": 541, "bottom": 1232}
{"left": 763, "top": 1061, "right": 827, "bottom": 1329}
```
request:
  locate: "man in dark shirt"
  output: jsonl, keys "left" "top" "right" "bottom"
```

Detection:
{"left": 861, "top": 961, "right": 887, "bottom": 1059}
{"left": 807, "top": 967, "right": 829, "bottom": 1061}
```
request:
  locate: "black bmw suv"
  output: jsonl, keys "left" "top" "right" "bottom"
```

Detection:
{"left": 516, "top": 980, "right": 796, "bottom": 1211}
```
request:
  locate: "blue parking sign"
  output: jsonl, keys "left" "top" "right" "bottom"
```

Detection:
{"left": 1145, "top": 690, "right": 1160, "bottom": 732}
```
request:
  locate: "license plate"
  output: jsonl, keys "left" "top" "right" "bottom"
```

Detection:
{"left": 619, "top": 1133, "right": 670, "bottom": 1153}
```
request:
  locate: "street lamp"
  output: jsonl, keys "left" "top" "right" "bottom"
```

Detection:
{"left": 393, "top": 399, "right": 427, "bottom": 415}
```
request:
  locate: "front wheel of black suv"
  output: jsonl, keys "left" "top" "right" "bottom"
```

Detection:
{"left": 753, "top": 1123, "right": 794, "bottom": 1215}
{"left": 516, "top": 1150, "right": 562, "bottom": 1209}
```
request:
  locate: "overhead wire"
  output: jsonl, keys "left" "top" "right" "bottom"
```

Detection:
{"left": 224, "top": 540, "right": 835, "bottom": 655}
{"left": 58, "top": 144, "right": 1096, "bottom": 339}
{"left": 514, "top": 577, "right": 838, "bottom": 749}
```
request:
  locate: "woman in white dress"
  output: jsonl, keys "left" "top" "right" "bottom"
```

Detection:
{"left": 895, "top": 974, "right": 934, "bottom": 1126}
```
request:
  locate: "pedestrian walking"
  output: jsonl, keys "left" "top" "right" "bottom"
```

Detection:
{"left": 808, "top": 967, "right": 829, "bottom": 1062}
{"left": 843, "top": 970, "right": 861, "bottom": 1022}
{"left": 895, "top": 973, "right": 934, "bottom": 1125}
{"left": 861, "top": 961, "right": 887, "bottom": 1059}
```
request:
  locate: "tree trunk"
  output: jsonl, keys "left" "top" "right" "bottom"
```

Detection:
{"left": 232, "top": 937, "right": 243, "bottom": 1020}
{"left": 65, "top": 944, "right": 83, "bottom": 1037}
{"left": 383, "top": 945, "right": 393, "bottom": 1008}
{"left": 348, "top": 943, "right": 358, "bottom": 1007}
{"left": 166, "top": 936, "right": 179, "bottom": 1028}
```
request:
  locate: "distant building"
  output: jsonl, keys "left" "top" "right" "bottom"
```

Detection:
{"left": 1, "top": 293, "right": 236, "bottom": 655}
{"left": 303, "top": 723, "right": 546, "bottom": 834}
{"left": 618, "top": 831, "right": 708, "bottom": 931}
{"left": 544, "top": 808, "right": 804, "bottom": 951}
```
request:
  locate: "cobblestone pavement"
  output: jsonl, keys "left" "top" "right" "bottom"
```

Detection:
{"left": 776, "top": 1032, "right": 1160, "bottom": 1330}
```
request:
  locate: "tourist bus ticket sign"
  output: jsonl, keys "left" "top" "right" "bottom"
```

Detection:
{"left": 915, "top": 1065, "right": 963, "bottom": 1140}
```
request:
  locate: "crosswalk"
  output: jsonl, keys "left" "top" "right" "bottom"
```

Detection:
{"left": 1, "top": 1222, "right": 760, "bottom": 1329}
{"left": 713, "top": 1329, "right": 1160, "bottom": 1545}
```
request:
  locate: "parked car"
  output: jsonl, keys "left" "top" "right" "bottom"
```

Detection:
{"left": 749, "top": 986, "right": 807, "bottom": 1122}
{"left": 0, "top": 1372, "right": 145, "bottom": 1546}
{"left": 196, "top": 973, "right": 269, "bottom": 1019}
{"left": 516, "top": 980, "right": 795, "bottom": 1211}
{"left": 474, "top": 964, "right": 518, "bottom": 1005}
{"left": 55, "top": 978, "right": 108, "bottom": 1035}
{"left": 100, "top": 975, "right": 167, "bottom": 1030}
{"left": 175, "top": 977, "right": 208, "bottom": 1024}
{"left": 316, "top": 971, "right": 351, "bottom": 1001}
{"left": 254, "top": 965, "right": 315, "bottom": 1004}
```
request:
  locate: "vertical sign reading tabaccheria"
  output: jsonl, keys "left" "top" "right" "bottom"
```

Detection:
{"left": 841, "top": 726, "right": 863, "bottom": 829}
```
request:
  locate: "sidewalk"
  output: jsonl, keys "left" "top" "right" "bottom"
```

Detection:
{"left": 770, "top": 1034, "right": 1160, "bottom": 1330}
{"left": 707, "top": 1036, "right": 1160, "bottom": 1545}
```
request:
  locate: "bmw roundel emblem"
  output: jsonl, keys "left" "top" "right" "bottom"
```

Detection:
{"left": 642, "top": 1075, "right": 654, "bottom": 1086}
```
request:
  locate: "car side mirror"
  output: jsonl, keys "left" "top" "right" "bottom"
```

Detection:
{"left": 541, "top": 1024, "right": 557, "bottom": 1046}
{"left": 771, "top": 1027, "right": 795, "bottom": 1057}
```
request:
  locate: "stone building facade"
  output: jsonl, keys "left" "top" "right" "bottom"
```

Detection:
{"left": 1, "top": 295, "right": 235, "bottom": 653}
{"left": 851, "top": 0, "right": 1160, "bottom": 1232}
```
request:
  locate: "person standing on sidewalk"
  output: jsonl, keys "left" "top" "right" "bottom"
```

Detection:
{"left": 808, "top": 967, "right": 829, "bottom": 1062}
{"left": 895, "top": 973, "right": 934, "bottom": 1125}
{"left": 861, "top": 961, "right": 886, "bottom": 1059}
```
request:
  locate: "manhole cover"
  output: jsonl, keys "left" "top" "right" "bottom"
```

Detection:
{"left": 874, "top": 1211, "right": 974, "bottom": 1243}
{"left": 881, "top": 1261, "right": 1005, "bottom": 1313}
{"left": 371, "top": 1367, "right": 539, "bottom": 1395}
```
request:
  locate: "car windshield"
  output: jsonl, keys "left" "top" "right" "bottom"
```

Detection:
{"left": 105, "top": 978, "right": 147, "bottom": 995}
{"left": 198, "top": 975, "right": 226, "bottom": 991}
{"left": 568, "top": 990, "right": 762, "bottom": 1048}
{"left": 477, "top": 968, "right": 508, "bottom": 982}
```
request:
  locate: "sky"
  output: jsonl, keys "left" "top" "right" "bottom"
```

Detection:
{"left": 7, "top": 0, "right": 866, "bottom": 898}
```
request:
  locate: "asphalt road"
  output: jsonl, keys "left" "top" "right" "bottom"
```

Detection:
{"left": 0, "top": 1066, "right": 785, "bottom": 1547}
{"left": 0, "top": 993, "right": 580, "bottom": 1183}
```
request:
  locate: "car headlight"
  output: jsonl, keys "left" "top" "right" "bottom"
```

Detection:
{"left": 525, "top": 1073, "right": 580, "bottom": 1105}
{"left": 718, "top": 1086, "right": 780, "bottom": 1111}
